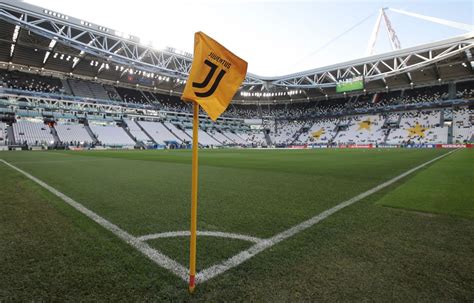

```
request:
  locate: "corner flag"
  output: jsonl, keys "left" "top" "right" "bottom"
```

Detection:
{"left": 181, "top": 32, "right": 247, "bottom": 293}
{"left": 182, "top": 31, "right": 248, "bottom": 121}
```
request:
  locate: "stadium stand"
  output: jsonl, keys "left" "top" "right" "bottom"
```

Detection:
{"left": 55, "top": 122, "right": 94, "bottom": 145}
{"left": 456, "top": 81, "right": 474, "bottom": 99}
{"left": 333, "top": 115, "right": 386, "bottom": 145}
{"left": 137, "top": 121, "right": 181, "bottom": 145}
{"left": 89, "top": 123, "right": 135, "bottom": 146}
{"left": 13, "top": 119, "right": 55, "bottom": 146}
{"left": 208, "top": 130, "right": 234, "bottom": 145}
{"left": 269, "top": 121, "right": 304, "bottom": 145}
{"left": 222, "top": 131, "right": 247, "bottom": 145}
{"left": 0, "top": 122, "right": 7, "bottom": 145}
{"left": 116, "top": 87, "right": 149, "bottom": 104}
{"left": 184, "top": 129, "right": 222, "bottom": 146}
{"left": 238, "top": 131, "right": 267, "bottom": 146}
{"left": 386, "top": 110, "right": 447, "bottom": 145}
{"left": 1, "top": 69, "right": 62, "bottom": 93}
{"left": 155, "top": 95, "right": 190, "bottom": 112}
{"left": 103, "top": 85, "right": 122, "bottom": 101}
{"left": 297, "top": 118, "right": 339, "bottom": 145}
{"left": 163, "top": 122, "right": 191, "bottom": 142}
{"left": 68, "top": 79, "right": 110, "bottom": 100}
{"left": 452, "top": 108, "right": 473, "bottom": 143}
{"left": 225, "top": 104, "right": 260, "bottom": 119}
{"left": 1, "top": 73, "right": 472, "bottom": 148}
{"left": 123, "top": 119, "right": 153, "bottom": 143}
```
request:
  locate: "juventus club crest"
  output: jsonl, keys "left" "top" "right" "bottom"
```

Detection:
{"left": 192, "top": 59, "right": 227, "bottom": 98}
{"left": 181, "top": 31, "right": 248, "bottom": 121}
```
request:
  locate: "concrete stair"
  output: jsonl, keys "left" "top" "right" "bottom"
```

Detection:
{"left": 84, "top": 123, "right": 99, "bottom": 144}
{"left": 7, "top": 124, "right": 15, "bottom": 145}
{"left": 50, "top": 126, "right": 61, "bottom": 144}
{"left": 120, "top": 123, "right": 138, "bottom": 145}
{"left": 135, "top": 121, "right": 158, "bottom": 145}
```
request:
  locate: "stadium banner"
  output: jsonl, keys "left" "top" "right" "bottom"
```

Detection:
{"left": 244, "top": 119, "right": 263, "bottom": 124}
{"left": 68, "top": 146, "right": 86, "bottom": 151}
{"left": 288, "top": 145, "right": 307, "bottom": 149}
{"left": 438, "top": 144, "right": 472, "bottom": 148}
{"left": 406, "top": 144, "right": 435, "bottom": 148}
{"left": 182, "top": 31, "right": 248, "bottom": 121}
{"left": 377, "top": 145, "right": 399, "bottom": 148}
{"left": 336, "top": 76, "right": 364, "bottom": 93}
{"left": 338, "top": 144, "right": 373, "bottom": 149}
{"left": 348, "top": 144, "right": 373, "bottom": 149}
{"left": 309, "top": 145, "right": 328, "bottom": 149}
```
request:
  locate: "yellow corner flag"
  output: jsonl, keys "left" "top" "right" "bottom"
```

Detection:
{"left": 181, "top": 32, "right": 247, "bottom": 294}
{"left": 182, "top": 31, "right": 248, "bottom": 121}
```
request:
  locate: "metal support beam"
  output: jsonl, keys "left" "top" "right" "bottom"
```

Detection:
{"left": 271, "top": 36, "right": 474, "bottom": 88}
{"left": 366, "top": 9, "right": 384, "bottom": 56}
{"left": 381, "top": 9, "right": 402, "bottom": 51}
{"left": 388, "top": 7, "right": 474, "bottom": 32}
{"left": 0, "top": 2, "right": 263, "bottom": 86}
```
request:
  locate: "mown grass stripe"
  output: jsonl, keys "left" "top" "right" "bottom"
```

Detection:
{"left": 196, "top": 149, "right": 457, "bottom": 283}
{"left": 0, "top": 159, "right": 189, "bottom": 282}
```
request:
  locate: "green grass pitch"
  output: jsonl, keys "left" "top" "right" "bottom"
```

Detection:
{"left": 0, "top": 148, "right": 473, "bottom": 301}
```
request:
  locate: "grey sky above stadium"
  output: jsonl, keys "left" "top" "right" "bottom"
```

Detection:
{"left": 24, "top": 0, "right": 473, "bottom": 76}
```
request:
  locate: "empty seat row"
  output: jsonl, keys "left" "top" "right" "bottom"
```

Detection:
{"left": 13, "top": 120, "right": 55, "bottom": 145}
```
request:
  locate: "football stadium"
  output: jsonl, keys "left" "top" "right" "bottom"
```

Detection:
{"left": 0, "top": 0, "right": 473, "bottom": 301}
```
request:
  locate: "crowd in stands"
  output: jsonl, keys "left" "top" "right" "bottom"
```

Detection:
{"left": 334, "top": 115, "right": 387, "bottom": 145}
{"left": 1, "top": 105, "right": 472, "bottom": 149}
{"left": 1, "top": 70, "right": 62, "bottom": 93}
{"left": 104, "top": 85, "right": 122, "bottom": 101}
{"left": 452, "top": 107, "right": 473, "bottom": 143}
{"left": 223, "top": 84, "right": 466, "bottom": 120}
{"left": 224, "top": 104, "right": 259, "bottom": 119}
{"left": 296, "top": 118, "right": 338, "bottom": 145}
{"left": 2, "top": 68, "right": 472, "bottom": 150}
{"left": 269, "top": 120, "right": 305, "bottom": 145}
{"left": 0, "top": 122, "right": 7, "bottom": 145}
{"left": 456, "top": 81, "right": 474, "bottom": 99}
{"left": 386, "top": 110, "right": 447, "bottom": 145}
{"left": 115, "top": 87, "right": 149, "bottom": 104}
{"left": 239, "top": 131, "right": 267, "bottom": 146}
{"left": 1, "top": 68, "right": 473, "bottom": 123}
{"left": 155, "top": 95, "right": 190, "bottom": 112}
{"left": 291, "top": 105, "right": 473, "bottom": 146}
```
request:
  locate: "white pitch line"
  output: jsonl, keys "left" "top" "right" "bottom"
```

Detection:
{"left": 138, "top": 230, "right": 263, "bottom": 243}
{"left": 195, "top": 149, "right": 458, "bottom": 284}
{"left": 8, "top": 158, "right": 116, "bottom": 164}
{"left": 0, "top": 149, "right": 458, "bottom": 285}
{"left": 0, "top": 159, "right": 189, "bottom": 282}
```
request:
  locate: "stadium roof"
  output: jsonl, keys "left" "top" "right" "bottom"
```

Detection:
{"left": 0, "top": 0, "right": 473, "bottom": 104}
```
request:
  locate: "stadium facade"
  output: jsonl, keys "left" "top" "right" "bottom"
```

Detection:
{"left": 0, "top": 0, "right": 472, "bottom": 150}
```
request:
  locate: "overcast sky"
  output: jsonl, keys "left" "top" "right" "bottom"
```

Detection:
{"left": 24, "top": 0, "right": 473, "bottom": 76}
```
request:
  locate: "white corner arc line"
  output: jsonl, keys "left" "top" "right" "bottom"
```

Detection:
{"left": 195, "top": 149, "right": 458, "bottom": 284}
{"left": 138, "top": 231, "right": 262, "bottom": 243}
{"left": 0, "top": 159, "right": 189, "bottom": 282}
